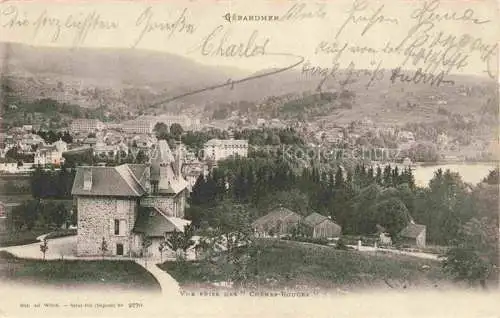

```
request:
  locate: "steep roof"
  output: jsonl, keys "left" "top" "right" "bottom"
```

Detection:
{"left": 399, "top": 223, "right": 426, "bottom": 238}
{"left": 133, "top": 206, "right": 191, "bottom": 237}
{"left": 303, "top": 212, "right": 331, "bottom": 227}
{"left": 126, "top": 164, "right": 150, "bottom": 189}
{"left": 156, "top": 171, "right": 189, "bottom": 194}
{"left": 252, "top": 207, "right": 301, "bottom": 228}
{"left": 71, "top": 164, "right": 147, "bottom": 197}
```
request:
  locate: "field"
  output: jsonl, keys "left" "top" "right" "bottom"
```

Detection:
{"left": 160, "top": 239, "right": 456, "bottom": 292}
{"left": 0, "top": 251, "right": 161, "bottom": 292}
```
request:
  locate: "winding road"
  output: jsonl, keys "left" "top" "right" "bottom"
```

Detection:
{"left": 0, "top": 234, "right": 181, "bottom": 295}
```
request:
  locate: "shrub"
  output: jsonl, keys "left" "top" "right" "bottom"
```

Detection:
{"left": 336, "top": 238, "right": 348, "bottom": 250}
{"left": 45, "top": 228, "right": 77, "bottom": 239}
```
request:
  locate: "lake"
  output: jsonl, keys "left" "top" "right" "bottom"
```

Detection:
{"left": 413, "top": 163, "right": 498, "bottom": 187}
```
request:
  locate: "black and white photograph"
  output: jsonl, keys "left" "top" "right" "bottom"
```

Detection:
{"left": 0, "top": 0, "right": 498, "bottom": 317}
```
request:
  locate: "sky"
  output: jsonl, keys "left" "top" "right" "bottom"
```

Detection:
{"left": 0, "top": 0, "right": 498, "bottom": 78}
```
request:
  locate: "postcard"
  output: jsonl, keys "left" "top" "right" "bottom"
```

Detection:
{"left": 0, "top": 0, "right": 498, "bottom": 317}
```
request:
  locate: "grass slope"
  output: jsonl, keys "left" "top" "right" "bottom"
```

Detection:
{"left": 161, "top": 239, "right": 454, "bottom": 291}
{"left": 0, "top": 230, "right": 46, "bottom": 247}
{"left": 0, "top": 251, "right": 161, "bottom": 292}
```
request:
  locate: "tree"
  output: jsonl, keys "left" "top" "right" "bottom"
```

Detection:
{"left": 166, "top": 224, "right": 195, "bottom": 260}
{"left": 135, "top": 150, "right": 148, "bottom": 164}
{"left": 375, "top": 197, "right": 411, "bottom": 238}
{"left": 40, "top": 238, "right": 49, "bottom": 260}
{"left": 153, "top": 122, "right": 169, "bottom": 137}
{"left": 482, "top": 168, "right": 499, "bottom": 185}
{"left": 142, "top": 237, "right": 152, "bottom": 267}
{"left": 100, "top": 237, "right": 108, "bottom": 259}
{"left": 350, "top": 184, "right": 382, "bottom": 234}
{"left": 290, "top": 221, "right": 311, "bottom": 239}
{"left": 170, "top": 123, "right": 184, "bottom": 139}
{"left": 260, "top": 189, "right": 310, "bottom": 216}
{"left": 414, "top": 169, "right": 470, "bottom": 245}
{"left": 208, "top": 201, "right": 254, "bottom": 283}
{"left": 334, "top": 167, "right": 344, "bottom": 189}
{"left": 442, "top": 217, "right": 498, "bottom": 289}
{"left": 159, "top": 240, "right": 167, "bottom": 263}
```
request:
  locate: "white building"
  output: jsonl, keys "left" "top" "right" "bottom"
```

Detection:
{"left": 70, "top": 119, "right": 105, "bottom": 134}
{"left": 53, "top": 138, "right": 68, "bottom": 153}
{"left": 122, "top": 118, "right": 156, "bottom": 134}
{"left": 34, "top": 145, "right": 65, "bottom": 166}
{"left": 203, "top": 139, "right": 249, "bottom": 161}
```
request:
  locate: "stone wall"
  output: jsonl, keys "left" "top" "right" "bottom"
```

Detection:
{"left": 140, "top": 196, "right": 176, "bottom": 216}
{"left": 77, "top": 196, "right": 139, "bottom": 257}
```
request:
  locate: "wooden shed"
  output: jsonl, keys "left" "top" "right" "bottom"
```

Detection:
{"left": 399, "top": 222, "right": 426, "bottom": 248}
{"left": 252, "top": 207, "right": 302, "bottom": 237}
{"left": 303, "top": 212, "right": 342, "bottom": 239}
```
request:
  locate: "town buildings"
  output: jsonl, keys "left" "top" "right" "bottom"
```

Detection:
{"left": 70, "top": 119, "right": 105, "bottom": 134}
{"left": 33, "top": 139, "right": 67, "bottom": 166}
{"left": 72, "top": 140, "right": 190, "bottom": 257}
{"left": 119, "top": 115, "right": 202, "bottom": 134}
{"left": 203, "top": 139, "right": 249, "bottom": 161}
{"left": 122, "top": 118, "right": 156, "bottom": 134}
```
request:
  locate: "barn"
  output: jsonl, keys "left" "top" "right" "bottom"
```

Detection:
{"left": 303, "top": 213, "right": 342, "bottom": 239}
{"left": 399, "top": 223, "right": 426, "bottom": 248}
{"left": 252, "top": 207, "right": 302, "bottom": 238}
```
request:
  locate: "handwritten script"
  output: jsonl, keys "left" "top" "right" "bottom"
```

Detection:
{"left": 0, "top": 0, "right": 496, "bottom": 103}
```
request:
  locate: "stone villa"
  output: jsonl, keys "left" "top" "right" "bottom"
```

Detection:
{"left": 71, "top": 140, "right": 190, "bottom": 257}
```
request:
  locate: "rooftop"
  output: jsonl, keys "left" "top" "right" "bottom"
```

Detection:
{"left": 71, "top": 164, "right": 148, "bottom": 197}
{"left": 252, "top": 206, "right": 301, "bottom": 228}
{"left": 303, "top": 212, "right": 336, "bottom": 227}
{"left": 399, "top": 223, "right": 426, "bottom": 238}
{"left": 133, "top": 206, "right": 191, "bottom": 237}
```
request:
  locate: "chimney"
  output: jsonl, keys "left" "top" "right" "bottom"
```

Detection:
{"left": 83, "top": 167, "right": 92, "bottom": 191}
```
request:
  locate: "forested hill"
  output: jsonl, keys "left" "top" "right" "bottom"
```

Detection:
{"left": 2, "top": 42, "right": 496, "bottom": 126}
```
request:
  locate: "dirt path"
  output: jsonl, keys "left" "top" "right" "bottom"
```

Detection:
{"left": 134, "top": 258, "right": 181, "bottom": 295}
{"left": 0, "top": 235, "right": 181, "bottom": 295}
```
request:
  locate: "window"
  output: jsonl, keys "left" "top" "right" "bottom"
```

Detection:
{"left": 114, "top": 219, "right": 126, "bottom": 236}
{"left": 114, "top": 219, "right": 120, "bottom": 235}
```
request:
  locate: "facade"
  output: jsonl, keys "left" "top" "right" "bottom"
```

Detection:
{"left": 379, "top": 233, "right": 392, "bottom": 246}
{"left": 252, "top": 207, "right": 302, "bottom": 237}
{"left": 122, "top": 118, "right": 156, "bottom": 134}
{"left": 93, "top": 137, "right": 119, "bottom": 158}
{"left": 72, "top": 140, "right": 190, "bottom": 257}
{"left": 399, "top": 222, "right": 426, "bottom": 248}
{"left": 70, "top": 119, "right": 105, "bottom": 134}
{"left": 303, "top": 213, "right": 342, "bottom": 239}
{"left": 203, "top": 139, "right": 249, "bottom": 161}
{"left": 34, "top": 145, "right": 65, "bottom": 166}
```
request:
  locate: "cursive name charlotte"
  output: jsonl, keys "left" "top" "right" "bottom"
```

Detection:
{"left": 197, "top": 25, "right": 270, "bottom": 57}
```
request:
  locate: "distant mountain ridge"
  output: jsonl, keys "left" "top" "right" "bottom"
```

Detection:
{"left": 0, "top": 42, "right": 497, "bottom": 125}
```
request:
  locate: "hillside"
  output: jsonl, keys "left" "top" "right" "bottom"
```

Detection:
{"left": 1, "top": 42, "right": 497, "bottom": 129}
{"left": 0, "top": 42, "right": 246, "bottom": 110}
